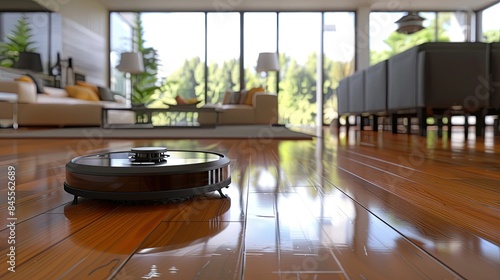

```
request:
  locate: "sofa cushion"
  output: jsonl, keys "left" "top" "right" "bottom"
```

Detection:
{"left": 217, "top": 104, "right": 255, "bottom": 124}
{"left": 245, "top": 87, "right": 265, "bottom": 105}
{"left": 76, "top": 80, "right": 99, "bottom": 95}
{"left": 97, "top": 86, "right": 116, "bottom": 102}
{"left": 222, "top": 90, "right": 233, "bottom": 104}
{"left": 239, "top": 91, "right": 248, "bottom": 104}
{"left": 44, "top": 86, "right": 68, "bottom": 98}
{"left": 65, "top": 85, "right": 100, "bottom": 101}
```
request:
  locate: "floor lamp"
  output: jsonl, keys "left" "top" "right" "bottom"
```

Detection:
{"left": 256, "top": 52, "right": 282, "bottom": 126}
{"left": 256, "top": 52, "right": 280, "bottom": 92}
{"left": 116, "top": 52, "right": 144, "bottom": 107}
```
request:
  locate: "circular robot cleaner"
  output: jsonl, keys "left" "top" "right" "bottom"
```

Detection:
{"left": 64, "top": 147, "right": 230, "bottom": 204}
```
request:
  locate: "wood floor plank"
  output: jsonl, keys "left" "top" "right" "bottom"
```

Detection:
{"left": 0, "top": 129, "right": 498, "bottom": 279}
{"left": 0, "top": 204, "right": 172, "bottom": 279}
{"left": 0, "top": 199, "right": 119, "bottom": 272}
{"left": 330, "top": 150, "right": 500, "bottom": 243}
{"left": 113, "top": 221, "right": 245, "bottom": 279}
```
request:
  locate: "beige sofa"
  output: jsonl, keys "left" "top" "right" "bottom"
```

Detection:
{"left": 198, "top": 92, "right": 279, "bottom": 125}
{"left": 0, "top": 80, "right": 134, "bottom": 127}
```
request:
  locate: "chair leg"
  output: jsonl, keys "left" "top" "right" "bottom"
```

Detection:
{"left": 474, "top": 111, "right": 486, "bottom": 137}
{"left": 437, "top": 117, "right": 443, "bottom": 138}
{"left": 372, "top": 116, "right": 379, "bottom": 131}
{"left": 447, "top": 116, "right": 452, "bottom": 138}
{"left": 391, "top": 113, "right": 398, "bottom": 134}
{"left": 418, "top": 108, "right": 427, "bottom": 137}
{"left": 494, "top": 116, "right": 499, "bottom": 136}
{"left": 464, "top": 115, "right": 469, "bottom": 139}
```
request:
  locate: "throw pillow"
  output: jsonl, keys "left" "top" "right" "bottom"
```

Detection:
{"left": 97, "top": 86, "right": 116, "bottom": 102}
{"left": 65, "top": 85, "right": 100, "bottom": 101}
{"left": 245, "top": 87, "right": 265, "bottom": 106}
{"left": 15, "top": 76, "right": 32, "bottom": 83}
{"left": 184, "top": 97, "right": 199, "bottom": 105}
{"left": 239, "top": 91, "right": 248, "bottom": 104}
{"left": 230, "top": 91, "right": 241, "bottom": 104}
{"left": 222, "top": 90, "right": 233, "bottom": 104}
{"left": 76, "top": 80, "right": 99, "bottom": 95}
{"left": 175, "top": 95, "right": 186, "bottom": 104}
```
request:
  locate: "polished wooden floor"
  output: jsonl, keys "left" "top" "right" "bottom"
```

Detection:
{"left": 0, "top": 126, "right": 499, "bottom": 279}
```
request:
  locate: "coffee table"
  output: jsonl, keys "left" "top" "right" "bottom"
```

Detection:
{"left": 64, "top": 147, "right": 231, "bottom": 204}
{"left": 102, "top": 106, "right": 219, "bottom": 128}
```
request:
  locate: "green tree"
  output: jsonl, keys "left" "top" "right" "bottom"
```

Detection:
{"left": 164, "top": 57, "right": 205, "bottom": 102}
{"left": 0, "top": 15, "right": 37, "bottom": 67}
{"left": 207, "top": 59, "right": 240, "bottom": 104}
{"left": 370, "top": 14, "right": 450, "bottom": 65}
{"left": 324, "top": 58, "right": 354, "bottom": 124}
{"left": 483, "top": 30, "right": 500, "bottom": 42}
{"left": 278, "top": 53, "right": 318, "bottom": 125}
{"left": 130, "top": 13, "right": 161, "bottom": 106}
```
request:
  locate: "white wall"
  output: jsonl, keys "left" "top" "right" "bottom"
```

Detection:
{"left": 47, "top": 0, "right": 109, "bottom": 86}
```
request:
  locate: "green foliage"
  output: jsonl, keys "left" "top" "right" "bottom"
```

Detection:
{"left": 483, "top": 30, "right": 500, "bottom": 42}
{"left": 370, "top": 14, "right": 450, "bottom": 65}
{"left": 0, "top": 16, "right": 37, "bottom": 67}
{"left": 130, "top": 13, "right": 161, "bottom": 105}
{"left": 156, "top": 51, "right": 354, "bottom": 126}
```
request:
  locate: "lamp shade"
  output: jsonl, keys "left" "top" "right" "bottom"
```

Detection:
{"left": 15, "top": 52, "right": 43, "bottom": 72}
{"left": 256, "top": 52, "right": 280, "bottom": 72}
{"left": 395, "top": 12, "right": 426, "bottom": 35}
{"left": 116, "top": 52, "right": 144, "bottom": 74}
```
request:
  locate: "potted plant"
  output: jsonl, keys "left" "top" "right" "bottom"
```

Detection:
{"left": 0, "top": 16, "right": 37, "bottom": 68}
{"left": 131, "top": 78, "right": 161, "bottom": 107}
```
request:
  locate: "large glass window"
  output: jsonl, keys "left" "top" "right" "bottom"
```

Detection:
{"left": 437, "top": 12, "right": 468, "bottom": 42}
{"left": 324, "top": 12, "right": 355, "bottom": 125}
{"left": 110, "top": 12, "right": 133, "bottom": 95}
{"left": 243, "top": 12, "right": 277, "bottom": 90}
{"left": 370, "top": 12, "right": 431, "bottom": 65}
{"left": 143, "top": 13, "right": 206, "bottom": 105}
{"left": 109, "top": 11, "right": 356, "bottom": 126}
{"left": 370, "top": 11, "right": 469, "bottom": 65}
{"left": 279, "top": 13, "right": 322, "bottom": 126}
{"left": 207, "top": 12, "right": 240, "bottom": 104}
{"left": 481, "top": 3, "right": 500, "bottom": 42}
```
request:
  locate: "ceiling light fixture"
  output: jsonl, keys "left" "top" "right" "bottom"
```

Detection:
{"left": 395, "top": 12, "right": 426, "bottom": 35}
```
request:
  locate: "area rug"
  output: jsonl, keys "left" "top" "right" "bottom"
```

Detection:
{"left": 0, "top": 125, "right": 313, "bottom": 139}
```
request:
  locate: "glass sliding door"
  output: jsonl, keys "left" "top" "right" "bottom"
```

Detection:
{"left": 207, "top": 12, "right": 240, "bottom": 104}
{"left": 323, "top": 12, "right": 355, "bottom": 125}
{"left": 279, "top": 12, "right": 322, "bottom": 126}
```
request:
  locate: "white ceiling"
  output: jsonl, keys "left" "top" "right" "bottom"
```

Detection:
{"left": 99, "top": 0, "right": 498, "bottom": 12}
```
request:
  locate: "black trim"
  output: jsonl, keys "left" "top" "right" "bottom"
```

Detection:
{"left": 64, "top": 179, "right": 230, "bottom": 202}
